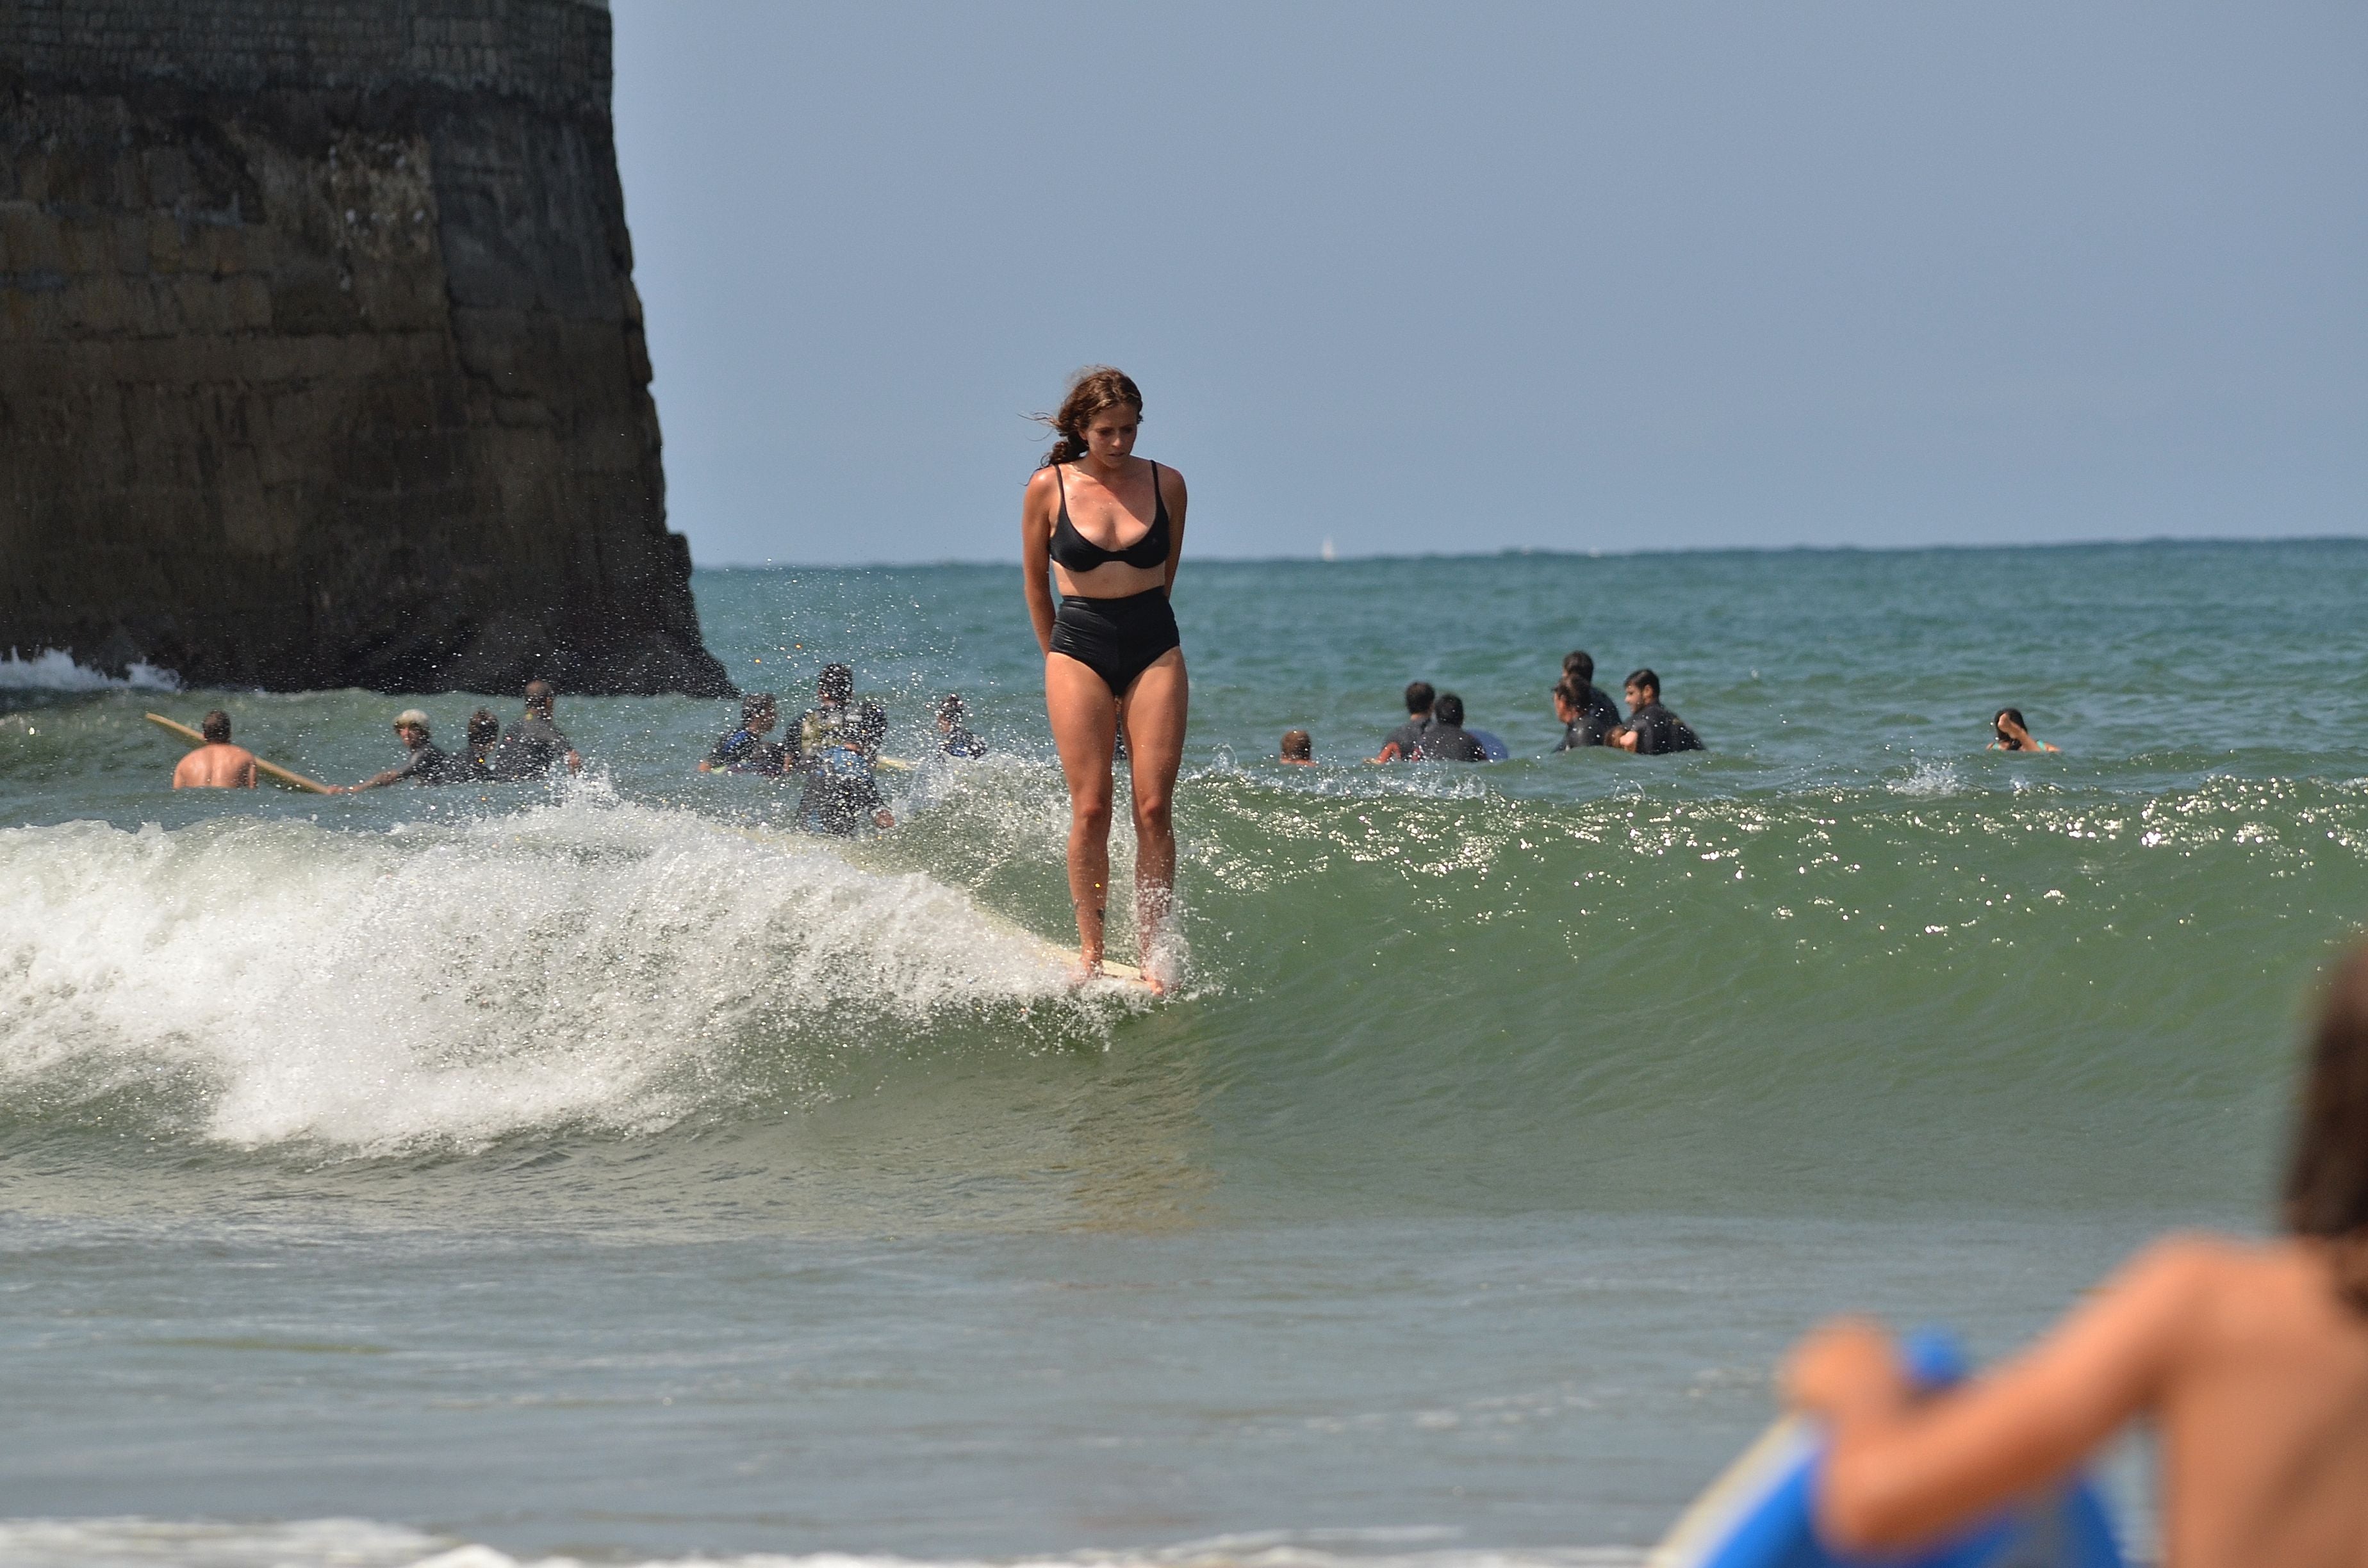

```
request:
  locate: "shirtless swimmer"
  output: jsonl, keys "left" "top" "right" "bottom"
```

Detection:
{"left": 170, "top": 710, "right": 259, "bottom": 789}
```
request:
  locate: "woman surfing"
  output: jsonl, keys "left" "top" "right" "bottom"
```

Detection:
{"left": 1021, "top": 368, "right": 1188, "bottom": 993}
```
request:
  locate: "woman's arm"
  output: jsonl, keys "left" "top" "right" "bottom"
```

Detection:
{"left": 1021, "top": 469, "right": 1058, "bottom": 654}
{"left": 1789, "top": 1237, "right": 2205, "bottom": 1552}
{"left": 1160, "top": 464, "right": 1187, "bottom": 593}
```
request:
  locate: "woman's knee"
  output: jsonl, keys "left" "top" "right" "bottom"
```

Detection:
{"left": 1071, "top": 794, "right": 1115, "bottom": 837}
{"left": 1131, "top": 790, "right": 1173, "bottom": 838}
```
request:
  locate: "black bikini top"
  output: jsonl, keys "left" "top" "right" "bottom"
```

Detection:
{"left": 1051, "top": 461, "right": 1171, "bottom": 572}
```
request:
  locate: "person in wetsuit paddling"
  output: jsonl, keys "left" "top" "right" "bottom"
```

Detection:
{"left": 1021, "top": 367, "right": 1188, "bottom": 992}
{"left": 1372, "top": 681, "right": 1437, "bottom": 762}
{"left": 1554, "top": 651, "right": 1623, "bottom": 750}
{"left": 1609, "top": 668, "right": 1704, "bottom": 755}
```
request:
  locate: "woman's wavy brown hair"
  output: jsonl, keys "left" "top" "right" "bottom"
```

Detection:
{"left": 2284, "top": 942, "right": 2368, "bottom": 1311}
{"left": 1036, "top": 366, "right": 1143, "bottom": 469}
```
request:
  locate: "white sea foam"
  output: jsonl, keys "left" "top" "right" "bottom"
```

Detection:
{"left": 0, "top": 646, "right": 181, "bottom": 692}
{"left": 0, "top": 797, "right": 1126, "bottom": 1154}
{"left": 0, "top": 1519, "right": 1646, "bottom": 1568}
{"left": 1886, "top": 757, "right": 1961, "bottom": 797}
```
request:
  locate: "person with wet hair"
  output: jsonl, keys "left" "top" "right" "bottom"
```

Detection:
{"left": 936, "top": 694, "right": 988, "bottom": 758}
{"left": 170, "top": 709, "right": 258, "bottom": 788}
{"left": 1279, "top": 730, "right": 1314, "bottom": 765}
{"left": 1989, "top": 708, "right": 2058, "bottom": 753}
{"left": 1021, "top": 366, "right": 1188, "bottom": 990}
{"left": 1417, "top": 693, "right": 1488, "bottom": 762}
{"left": 493, "top": 680, "right": 581, "bottom": 778}
{"left": 1372, "top": 680, "right": 1436, "bottom": 763}
{"left": 702, "top": 691, "right": 786, "bottom": 774}
{"left": 1609, "top": 669, "right": 1704, "bottom": 755}
{"left": 1784, "top": 942, "right": 2368, "bottom": 1565}
{"left": 1554, "top": 653, "right": 1622, "bottom": 750}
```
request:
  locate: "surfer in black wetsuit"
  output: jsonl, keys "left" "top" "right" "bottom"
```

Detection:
{"left": 791, "top": 664, "right": 857, "bottom": 767}
{"left": 1418, "top": 693, "right": 1488, "bottom": 762}
{"left": 1609, "top": 669, "right": 1704, "bottom": 755}
{"left": 333, "top": 710, "right": 461, "bottom": 792}
{"left": 493, "top": 682, "right": 582, "bottom": 778}
{"left": 1372, "top": 681, "right": 1436, "bottom": 762}
{"left": 797, "top": 699, "right": 894, "bottom": 835}
{"left": 454, "top": 709, "right": 502, "bottom": 781}
{"left": 1554, "top": 652, "right": 1624, "bottom": 750}
{"left": 701, "top": 692, "right": 787, "bottom": 774}
{"left": 936, "top": 694, "right": 988, "bottom": 758}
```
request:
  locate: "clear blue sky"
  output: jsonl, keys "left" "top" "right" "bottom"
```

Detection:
{"left": 609, "top": 2, "right": 2365, "bottom": 567}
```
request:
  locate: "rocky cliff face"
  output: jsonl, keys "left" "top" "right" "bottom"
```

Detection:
{"left": 0, "top": 0, "right": 732, "bottom": 695}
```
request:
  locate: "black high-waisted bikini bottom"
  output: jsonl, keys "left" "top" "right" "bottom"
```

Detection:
{"left": 1050, "top": 588, "right": 1181, "bottom": 696}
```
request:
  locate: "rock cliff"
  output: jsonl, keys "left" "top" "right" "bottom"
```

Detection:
{"left": 0, "top": 0, "right": 732, "bottom": 695}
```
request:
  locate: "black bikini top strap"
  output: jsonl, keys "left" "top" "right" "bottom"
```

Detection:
{"left": 1149, "top": 462, "right": 1164, "bottom": 523}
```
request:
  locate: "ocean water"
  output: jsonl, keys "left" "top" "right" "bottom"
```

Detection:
{"left": 5, "top": 541, "right": 2367, "bottom": 1566}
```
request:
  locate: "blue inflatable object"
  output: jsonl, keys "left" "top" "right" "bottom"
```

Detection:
{"left": 1652, "top": 1332, "right": 2125, "bottom": 1568}
{"left": 1469, "top": 728, "right": 1510, "bottom": 762}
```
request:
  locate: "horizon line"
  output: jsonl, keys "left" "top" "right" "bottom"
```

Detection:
{"left": 689, "top": 530, "right": 2368, "bottom": 573}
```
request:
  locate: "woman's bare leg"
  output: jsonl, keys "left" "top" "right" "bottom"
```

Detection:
{"left": 1045, "top": 651, "right": 1119, "bottom": 970}
{"left": 1117, "top": 648, "right": 1188, "bottom": 988}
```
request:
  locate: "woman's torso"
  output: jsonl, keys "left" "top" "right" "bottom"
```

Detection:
{"left": 1048, "top": 457, "right": 1172, "bottom": 600}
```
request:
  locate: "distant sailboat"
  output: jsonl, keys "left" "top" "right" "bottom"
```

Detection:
{"left": 1319, "top": 535, "right": 1338, "bottom": 562}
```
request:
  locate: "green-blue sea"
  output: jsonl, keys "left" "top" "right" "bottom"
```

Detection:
{"left": 6, "top": 541, "right": 2368, "bottom": 1568}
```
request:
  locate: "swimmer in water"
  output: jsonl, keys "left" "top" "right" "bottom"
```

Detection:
{"left": 701, "top": 691, "right": 786, "bottom": 774}
{"left": 1784, "top": 941, "right": 2368, "bottom": 1567}
{"left": 1989, "top": 708, "right": 2059, "bottom": 753}
{"left": 1554, "top": 652, "right": 1623, "bottom": 750}
{"left": 331, "top": 709, "right": 454, "bottom": 792}
{"left": 1417, "top": 694, "right": 1488, "bottom": 762}
{"left": 1279, "top": 730, "right": 1314, "bottom": 765}
{"left": 1372, "top": 681, "right": 1436, "bottom": 763}
{"left": 1022, "top": 368, "right": 1187, "bottom": 993}
{"left": 170, "top": 709, "right": 258, "bottom": 789}
{"left": 1608, "top": 669, "right": 1704, "bottom": 755}
{"left": 936, "top": 694, "right": 989, "bottom": 758}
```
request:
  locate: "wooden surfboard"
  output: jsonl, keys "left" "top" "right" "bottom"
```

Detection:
{"left": 145, "top": 712, "right": 334, "bottom": 794}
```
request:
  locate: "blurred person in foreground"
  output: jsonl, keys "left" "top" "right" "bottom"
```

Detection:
{"left": 1279, "top": 730, "right": 1314, "bottom": 765}
{"left": 170, "top": 710, "right": 257, "bottom": 788}
{"left": 1784, "top": 942, "right": 2368, "bottom": 1567}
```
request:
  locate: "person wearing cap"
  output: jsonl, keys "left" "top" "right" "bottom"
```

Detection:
{"left": 333, "top": 710, "right": 453, "bottom": 793}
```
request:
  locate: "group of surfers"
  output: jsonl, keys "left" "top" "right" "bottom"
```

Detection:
{"left": 169, "top": 682, "right": 581, "bottom": 792}
{"left": 692, "top": 666, "right": 988, "bottom": 835}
